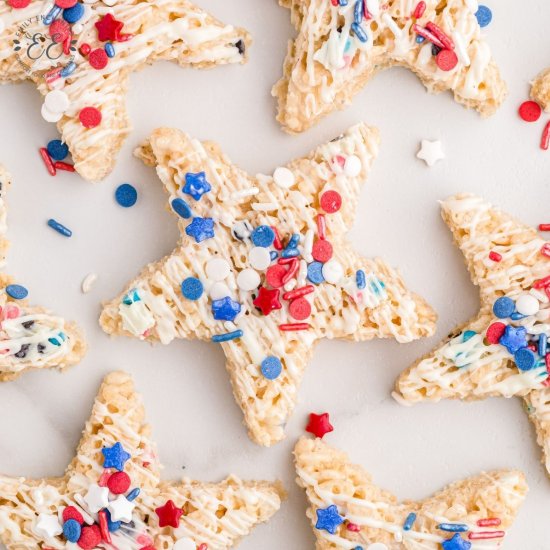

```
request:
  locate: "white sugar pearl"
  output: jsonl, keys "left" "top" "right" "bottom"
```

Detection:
{"left": 515, "top": 294, "right": 540, "bottom": 316}
{"left": 209, "top": 282, "right": 232, "bottom": 301}
{"left": 344, "top": 155, "right": 362, "bottom": 177}
{"left": 367, "top": 544, "right": 388, "bottom": 550}
{"left": 173, "top": 538, "right": 196, "bottom": 550}
{"left": 273, "top": 167, "right": 295, "bottom": 189}
{"left": 44, "top": 90, "right": 70, "bottom": 113}
{"left": 322, "top": 260, "right": 344, "bottom": 284}
{"left": 237, "top": 269, "right": 260, "bottom": 291}
{"left": 205, "top": 258, "right": 230, "bottom": 281}
{"left": 249, "top": 247, "right": 271, "bottom": 271}
{"left": 41, "top": 103, "right": 63, "bottom": 123}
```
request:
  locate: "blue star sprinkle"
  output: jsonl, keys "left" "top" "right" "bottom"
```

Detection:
{"left": 183, "top": 172, "right": 211, "bottom": 201}
{"left": 212, "top": 297, "right": 241, "bottom": 321}
{"left": 315, "top": 505, "right": 344, "bottom": 534}
{"left": 186, "top": 217, "right": 215, "bottom": 243}
{"left": 499, "top": 325, "right": 527, "bottom": 354}
{"left": 102, "top": 442, "right": 131, "bottom": 471}
{"left": 442, "top": 533, "right": 472, "bottom": 550}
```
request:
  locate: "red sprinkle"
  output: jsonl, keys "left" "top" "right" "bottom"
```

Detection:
{"left": 107, "top": 471, "right": 131, "bottom": 494}
{"left": 489, "top": 251, "right": 502, "bottom": 262}
{"left": 413, "top": 1, "right": 426, "bottom": 18}
{"left": 80, "top": 43, "right": 91, "bottom": 56}
{"left": 289, "top": 297, "right": 311, "bottom": 321}
{"left": 425, "top": 22, "right": 454, "bottom": 50}
{"left": 89, "top": 48, "right": 109, "bottom": 70}
{"left": 49, "top": 20, "right": 71, "bottom": 44}
{"left": 486, "top": 322, "right": 506, "bottom": 345}
{"left": 539, "top": 224, "right": 550, "bottom": 231}
{"left": 468, "top": 531, "right": 505, "bottom": 540}
{"left": 77, "top": 525, "right": 102, "bottom": 549}
{"left": 312, "top": 239, "right": 333, "bottom": 263}
{"left": 363, "top": 2, "right": 371, "bottom": 19}
{"left": 98, "top": 470, "right": 111, "bottom": 487}
{"left": 306, "top": 412, "right": 334, "bottom": 438}
{"left": 62, "top": 506, "right": 84, "bottom": 525}
{"left": 477, "top": 518, "right": 501, "bottom": 527}
{"left": 330, "top": 0, "right": 338, "bottom": 5}
{"left": 98, "top": 510, "right": 112, "bottom": 544}
{"left": 533, "top": 275, "right": 550, "bottom": 288}
{"left": 413, "top": 24, "right": 445, "bottom": 49}
{"left": 8, "top": 0, "right": 31, "bottom": 8}
{"left": 283, "top": 285, "right": 314, "bottom": 301}
{"left": 541, "top": 121, "right": 550, "bottom": 150}
{"left": 282, "top": 258, "right": 299, "bottom": 285}
{"left": 63, "top": 34, "right": 72, "bottom": 56}
{"left": 436, "top": 49, "right": 458, "bottom": 71}
{"left": 317, "top": 214, "right": 327, "bottom": 239}
{"left": 198, "top": 546, "right": 208, "bottom": 550}
{"left": 55, "top": 0, "right": 78, "bottom": 7}
{"left": 79, "top": 107, "right": 102, "bottom": 128}
{"left": 518, "top": 101, "right": 542, "bottom": 122}
{"left": 543, "top": 355, "right": 550, "bottom": 387}
{"left": 541, "top": 243, "right": 550, "bottom": 258}
{"left": 40, "top": 148, "right": 56, "bottom": 176}
{"left": 266, "top": 264, "right": 287, "bottom": 288}
{"left": 347, "top": 522, "right": 361, "bottom": 532}
{"left": 55, "top": 161, "right": 75, "bottom": 172}
{"left": 279, "top": 323, "right": 310, "bottom": 331}
{"left": 271, "top": 226, "right": 283, "bottom": 250}
{"left": 320, "top": 190, "right": 342, "bottom": 213}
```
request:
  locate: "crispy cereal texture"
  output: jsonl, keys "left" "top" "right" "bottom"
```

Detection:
{"left": 531, "top": 68, "right": 550, "bottom": 111}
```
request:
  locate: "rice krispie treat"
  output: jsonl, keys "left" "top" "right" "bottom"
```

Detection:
{"left": 273, "top": 0, "right": 506, "bottom": 133}
{"left": 0, "top": 371, "right": 285, "bottom": 549}
{"left": 100, "top": 123, "right": 436, "bottom": 447}
{"left": 295, "top": 437, "right": 527, "bottom": 549}
{"left": 0, "top": 165, "right": 85, "bottom": 381}
{"left": 531, "top": 67, "right": 550, "bottom": 111}
{"left": 0, "top": 0, "right": 251, "bottom": 182}
{"left": 394, "top": 194, "right": 550, "bottom": 477}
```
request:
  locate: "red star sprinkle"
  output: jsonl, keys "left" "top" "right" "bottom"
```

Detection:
{"left": 155, "top": 499, "right": 184, "bottom": 528}
{"left": 95, "top": 13, "right": 124, "bottom": 42}
{"left": 253, "top": 287, "right": 282, "bottom": 316}
{"left": 306, "top": 412, "right": 334, "bottom": 439}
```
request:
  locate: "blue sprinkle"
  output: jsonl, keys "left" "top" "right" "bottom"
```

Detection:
{"left": 63, "top": 2, "right": 84, "bottom": 23}
{"left": 60, "top": 62, "right": 76, "bottom": 78}
{"left": 354, "top": 0, "right": 363, "bottom": 24}
{"left": 403, "top": 512, "right": 417, "bottom": 531}
{"left": 475, "top": 5, "right": 492, "bottom": 27}
{"left": 6, "top": 284, "right": 28, "bottom": 300}
{"left": 261, "top": 356, "right": 282, "bottom": 380}
{"left": 115, "top": 183, "right": 138, "bottom": 208}
{"left": 47, "top": 139, "right": 69, "bottom": 161}
{"left": 183, "top": 172, "right": 211, "bottom": 201}
{"left": 102, "top": 442, "right": 131, "bottom": 471}
{"left": 281, "top": 248, "right": 300, "bottom": 259}
{"left": 212, "top": 297, "right": 241, "bottom": 321}
{"left": 438, "top": 523, "right": 469, "bottom": 533}
{"left": 48, "top": 218, "right": 72, "bottom": 237}
{"left": 344, "top": 38, "right": 352, "bottom": 52}
{"left": 338, "top": 0, "right": 348, "bottom": 5}
{"left": 186, "top": 217, "right": 215, "bottom": 243}
{"left": 286, "top": 234, "right": 300, "bottom": 249}
{"left": 492, "top": 296, "right": 515, "bottom": 319}
{"left": 315, "top": 505, "right": 344, "bottom": 534}
{"left": 270, "top": 251, "right": 278, "bottom": 261}
{"left": 251, "top": 225, "right": 275, "bottom": 247}
{"left": 538, "top": 333, "right": 547, "bottom": 358}
{"left": 416, "top": 35, "right": 426, "bottom": 43}
{"left": 499, "top": 325, "right": 527, "bottom": 354}
{"left": 49, "top": 336, "right": 61, "bottom": 346}
{"left": 510, "top": 312, "right": 526, "bottom": 321}
{"left": 307, "top": 262, "right": 325, "bottom": 285}
{"left": 43, "top": 5, "right": 61, "bottom": 25}
{"left": 171, "top": 197, "right": 192, "bottom": 219}
{"left": 514, "top": 348, "right": 537, "bottom": 371}
{"left": 463, "top": 330, "right": 477, "bottom": 342}
{"left": 126, "top": 488, "right": 140, "bottom": 501}
{"left": 212, "top": 330, "right": 243, "bottom": 343}
{"left": 356, "top": 269, "right": 366, "bottom": 289}
{"left": 181, "top": 277, "right": 203, "bottom": 301}
{"left": 105, "top": 42, "right": 115, "bottom": 58}
{"left": 63, "top": 519, "right": 81, "bottom": 543}
{"left": 351, "top": 22, "right": 368, "bottom": 42}
{"left": 104, "top": 509, "right": 121, "bottom": 532}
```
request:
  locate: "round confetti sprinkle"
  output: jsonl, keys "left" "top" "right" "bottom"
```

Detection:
{"left": 237, "top": 268, "right": 260, "bottom": 291}
{"left": 41, "top": 103, "right": 63, "bottom": 123}
{"left": 55, "top": 0, "right": 78, "bottom": 7}
{"left": 307, "top": 261, "right": 325, "bottom": 284}
{"left": 89, "top": 48, "right": 109, "bottom": 70}
{"left": 80, "top": 43, "right": 91, "bottom": 56}
{"left": 171, "top": 198, "right": 192, "bottom": 219}
{"left": 320, "top": 190, "right": 342, "bottom": 214}
{"left": 249, "top": 246, "right": 271, "bottom": 271}
{"left": 63, "top": 519, "right": 81, "bottom": 543}
{"left": 62, "top": 506, "right": 84, "bottom": 525}
{"left": 322, "top": 260, "right": 344, "bottom": 284}
{"left": 261, "top": 356, "right": 282, "bottom": 380}
{"left": 47, "top": 139, "right": 69, "bottom": 161}
{"left": 8, "top": 0, "right": 31, "bottom": 8}
{"left": 486, "top": 322, "right": 506, "bottom": 344}
{"left": 115, "top": 183, "right": 138, "bottom": 207}
{"left": 515, "top": 294, "right": 540, "bottom": 316}
{"left": 44, "top": 90, "right": 70, "bottom": 114}
{"left": 266, "top": 264, "right": 287, "bottom": 288}
{"left": 181, "top": 277, "right": 203, "bottom": 301}
{"left": 251, "top": 225, "right": 275, "bottom": 248}
{"left": 436, "top": 49, "right": 458, "bottom": 71}
{"left": 518, "top": 101, "right": 542, "bottom": 123}
{"left": 514, "top": 347, "right": 536, "bottom": 371}
{"left": 312, "top": 239, "right": 333, "bottom": 263}
{"left": 206, "top": 258, "right": 230, "bottom": 281}
{"left": 77, "top": 524, "right": 102, "bottom": 549}
{"left": 79, "top": 107, "right": 102, "bottom": 128}
{"left": 209, "top": 282, "right": 232, "bottom": 301}
{"left": 63, "top": 2, "right": 84, "bottom": 23}
{"left": 107, "top": 471, "right": 131, "bottom": 494}
{"left": 49, "top": 19, "right": 70, "bottom": 43}
{"left": 343, "top": 155, "right": 362, "bottom": 177}
{"left": 492, "top": 296, "right": 515, "bottom": 319}
{"left": 6, "top": 284, "right": 28, "bottom": 300}
{"left": 273, "top": 167, "right": 296, "bottom": 189}
{"left": 475, "top": 5, "right": 492, "bottom": 27}
{"left": 289, "top": 297, "right": 311, "bottom": 320}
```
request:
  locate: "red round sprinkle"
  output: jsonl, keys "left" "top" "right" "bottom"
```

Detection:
{"left": 79, "top": 43, "right": 92, "bottom": 56}
{"left": 518, "top": 101, "right": 542, "bottom": 122}
{"left": 266, "top": 264, "right": 287, "bottom": 288}
{"left": 312, "top": 239, "right": 333, "bottom": 263}
{"left": 320, "top": 190, "right": 342, "bottom": 214}
{"left": 289, "top": 298, "right": 311, "bottom": 321}
{"left": 436, "top": 49, "right": 458, "bottom": 71}
{"left": 55, "top": 0, "right": 78, "bottom": 8}
{"left": 89, "top": 48, "right": 109, "bottom": 70}
{"left": 486, "top": 322, "right": 506, "bottom": 345}
{"left": 77, "top": 525, "right": 102, "bottom": 549}
{"left": 49, "top": 20, "right": 70, "bottom": 44}
{"left": 62, "top": 506, "right": 84, "bottom": 525}
{"left": 107, "top": 471, "right": 131, "bottom": 494}
{"left": 8, "top": 0, "right": 31, "bottom": 8}
{"left": 79, "top": 107, "right": 102, "bottom": 128}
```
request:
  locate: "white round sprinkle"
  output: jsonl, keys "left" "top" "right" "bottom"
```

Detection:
{"left": 205, "top": 258, "right": 230, "bottom": 281}
{"left": 81, "top": 273, "right": 98, "bottom": 293}
{"left": 322, "top": 260, "right": 344, "bottom": 284}
{"left": 41, "top": 103, "right": 63, "bottom": 123}
{"left": 249, "top": 247, "right": 271, "bottom": 271}
{"left": 173, "top": 538, "right": 196, "bottom": 550}
{"left": 44, "top": 90, "right": 70, "bottom": 114}
{"left": 237, "top": 268, "right": 261, "bottom": 291}
{"left": 273, "top": 167, "right": 296, "bottom": 189}
{"left": 515, "top": 294, "right": 540, "bottom": 316}
{"left": 209, "top": 282, "right": 232, "bottom": 301}
{"left": 344, "top": 155, "right": 362, "bottom": 177}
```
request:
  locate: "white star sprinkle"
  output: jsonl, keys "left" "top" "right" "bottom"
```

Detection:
{"left": 416, "top": 140, "right": 445, "bottom": 167}
{"left": 35, "top": 513, "right": 62, "bottom": 539}
{"left": 108, "top": 495, "right": 136, "bottom": 523}
{"left": 83, "top": 483, "right": 109, "bottom": 513}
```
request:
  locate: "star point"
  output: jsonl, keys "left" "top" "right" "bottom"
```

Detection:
{"left": 416, "top": 139, "right": 445, "bottom": 167}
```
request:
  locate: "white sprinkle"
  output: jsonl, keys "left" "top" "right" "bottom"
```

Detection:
{"left": 322, "top": 260, "right": 344, "bottom": 284}
{"left": 416, "top": 139, "right": 445, "bottom": 167}
{"left": 41, "top": 103, "right": 63, "bottom": 123}
{"left": 206, "top": 258, "right": 231, "bottom": 281}
{"left": 251, "top": 202, "right": 278, "bottom": 212}
{"left": 237, "top": 269, "right": 261, "bottom": 291}
{"left": 530, "top": 288, "right": 549, "bottom": 304}
{"left": 81, "top": 273, "right": 98, "bottom": 293}
{"left": 284, "top": 279, "right": 297, "bottom": 292}
{"left": 249, "top": 247, "right": 271, "bottom": 271}
{"left": 452, "top": 31, "right": 470, "bottom": 67}
{"left": 381, "top": 13, "right": 402, "bottom": 37}
{"left": 173, "top": 538, "right": 197, "bottom": 550}
{"left": 273, "top": 167, "right": 296, "bottom": 189}
{"left": 297, "top": 260, "right": 308, "bottom": 286}
{"left": 44, "top": 90, "right": 70, "bottom": 114}
{"left": 465, "top": 0, "right": 479, "bottom": 13}
{"left": 344, "top": 155, "right": 362, "bottom": 177}
{"left": 515, "top": 294, "right": 540, "bottom": 316}
{"left": 303, "top": 229, "right": 314, "bottom": 263}
{"left": 73, "top": 494, "right": 96, "bottom": 524}
{"left": 209, "top": 282, "right": 232, "bottom": 301}
{"left": 231, "top": 187, "right": 259, "bottom": 201}
{"left": 365, "top": 0, "right": 380, "bottom": 17}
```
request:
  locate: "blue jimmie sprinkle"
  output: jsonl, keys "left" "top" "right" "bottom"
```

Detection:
{"left": 43, "top": 5, "right": 62, "bottom": 25}
{"left": 403, "top": 513, "right": 417, "bottom": 531}
{"left": 338, "top": 0, "right": 348, "bottom": 5}
{"left": 126, "top": 488, "right": 140, "bottom": 501}
{"left": 281, "top": 248, "right": 300, "bottom": 258}
{"left": 105, "top": 42, "right": 115, "bottom": 58}
{"left": 463, "top": 330, "right": 477, "bottom": 342}
{"left": 356, "top": 269, "right": 366, "bottom": 289}
{"left": 104, "top": 509, "right": 121, "bottom": 532}
{"left": 286, "top": 234, "right": 300, "bottom": 249}
{"left": 416, "top": 35, "right": 426, "bottom": 43}
{"left": 270, "top": 251, "right": 278, "bottom": 261}
{"left": 351, "top": 22, "right": 368, "bottom": 42}
{"left": 212, "top": 330, "right": 243, "bottom": 343}
{"left": 354, "top": 0, "right": 363, "bottom": 24}
{"left": 438, "top": 523, "right": 468, "bottom": 533}
{"left": 60, "top": 62, "right": 77, "bottom": 78}
{"left": 539, "top": 333, "right": 548, "bottom": 358}
{"left": 510, "top": 312, "right": 526, "bottom": 321}
{"left": 48, "top": 218, "right": 72, "bottom": 237}
{"left": 47, "top": 139, "right": 69, "bottom": 161}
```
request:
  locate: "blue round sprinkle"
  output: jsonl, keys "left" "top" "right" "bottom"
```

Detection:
{"left": 514, "top": 347, "right": 536, "bottom": 371}
{"left": 261, "top": 356, "right": 282, "bottom": 380}
{"left": 63, "top": 519, "right": 81, "bottom": 542}
{"left": 307, "top": 261, "right": 325, "bottom": 285}
{"left": 63, "top": 2, "right": 84, "bottom": 23}
{"left": 251, "top": 225, "right": 275, "bottom": 247}
{"left": 181, "top": 277, "right": 203, "bottom": 301}
{"left": 115, "top": 183, "right": 138, "bottom": 208}
{"left": 6, "top": 284, "right": 28, "bottom": 300}
{"left": 475, "top": 5, "right": 492, "bottom": 27}
{"left": 463, "top": 330, "right": 477, "bottom": 342}
{"left": 492, "top": 297, "right": 515, "bottom": 319}
{"left": 47, "top": 139, "right": 69, "bottom": 161}
{"left": 171, "top": 198, "right": 192, "bottom": 219}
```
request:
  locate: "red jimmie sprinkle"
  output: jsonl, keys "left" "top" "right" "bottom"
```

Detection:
{"left": 317, "top": 214, "right": 326, "bottom": 239}
{"left": 282, "top": 258, "right": 299, "bottom": 285}
{"left": 40, "top": 148, "right": 56, "bottom": 176}
{"left": 63, "top": 34, "right": 72, "bottom": 56}
{"left": 436, "top": 49, "right": 458, "bottom": 71}
{"left": 312, "top": 239, "right": 333, "bottom": 263}
{"left": 543, "top": 355, "right": 550, "bottom": 387}
{"left": 425, "top": 22, "right": 454, "bottom": 50}
{"left": 539, "top": 224, "right": 550, "bottom": 231}
{"left": 49, "top": 20, "right": 71, "bottom": 44}
{"left": 98, "top": 510, "right": 112, "bottom": 544}
{"left": 468, "top": 531, "right": 505, "bottom": 540}
{"left": 8, "top": 0, "right": 31, "bottom": 7}
{"left": 541, "top": 121, "right": 550, "bottom": 150}
{"left": 278, "top": 257, "right": 295, "bottom": 265}
{"left": 541, "top": 243, "right": 550, "bottom": 258}
{"left": 266, "top": 264, "right": 287, "bottom": 288}
{"left": 279, "top": 323, "right": 310, "bottom": 331}
{"left": 289, "top": 297, "right": 312, "bottom": 321}
{"left": 79, "top": 107, "right": 102, "bottom": 128}
{"left": 89, "top": 48, "right": 109, "bottom": 70}
{"left": 320, "top": 190, "right": 342, "bottom": 213}
{"left": 62, "top": 506, "right": 84, "bottom": 525}
{"left": 283, "top": 285, "right": 314, "bottom": 301}
{"left": 363, "top": 2, "right": 371, "bottom": 19}
{"left": 107, "top": 471, "right": 131, "bottom": 494}
{"left": 413, "top": 24, "right": 445, "bottom": 49}
{"left": 486, "top": 322, "right": 506, "bottom": 345}
{"left": 518, "top": 101, "right": 542, "bottom": 122}
{"left": 347, "top": 522, "right": 361, "bottom": 532}
{"left": 55, "top": 161, "right": 76, "bottom": 172}
{"left": 98, "top": 470, "right": 111, "bottom": 487}
{"left": 271, "top": 226, "right": 283, "bottom": 250}
{"left": 533, "top": 274, "right": 550, "bottom": 289}
{"left": 77, "top": 525, "right": 102, "bottom": 549}
{"left": 413, "top": 1, "right": 426, "bottom": 18}
{"left": 489, "top": 251, "right": 502, "bottom": 262}
{"left": 477, "top": 518, "right": 501, "bottom": 527}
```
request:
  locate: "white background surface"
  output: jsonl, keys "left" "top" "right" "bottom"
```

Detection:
{"left": 0, "top": 1, "right": 549, "bottom": 548}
